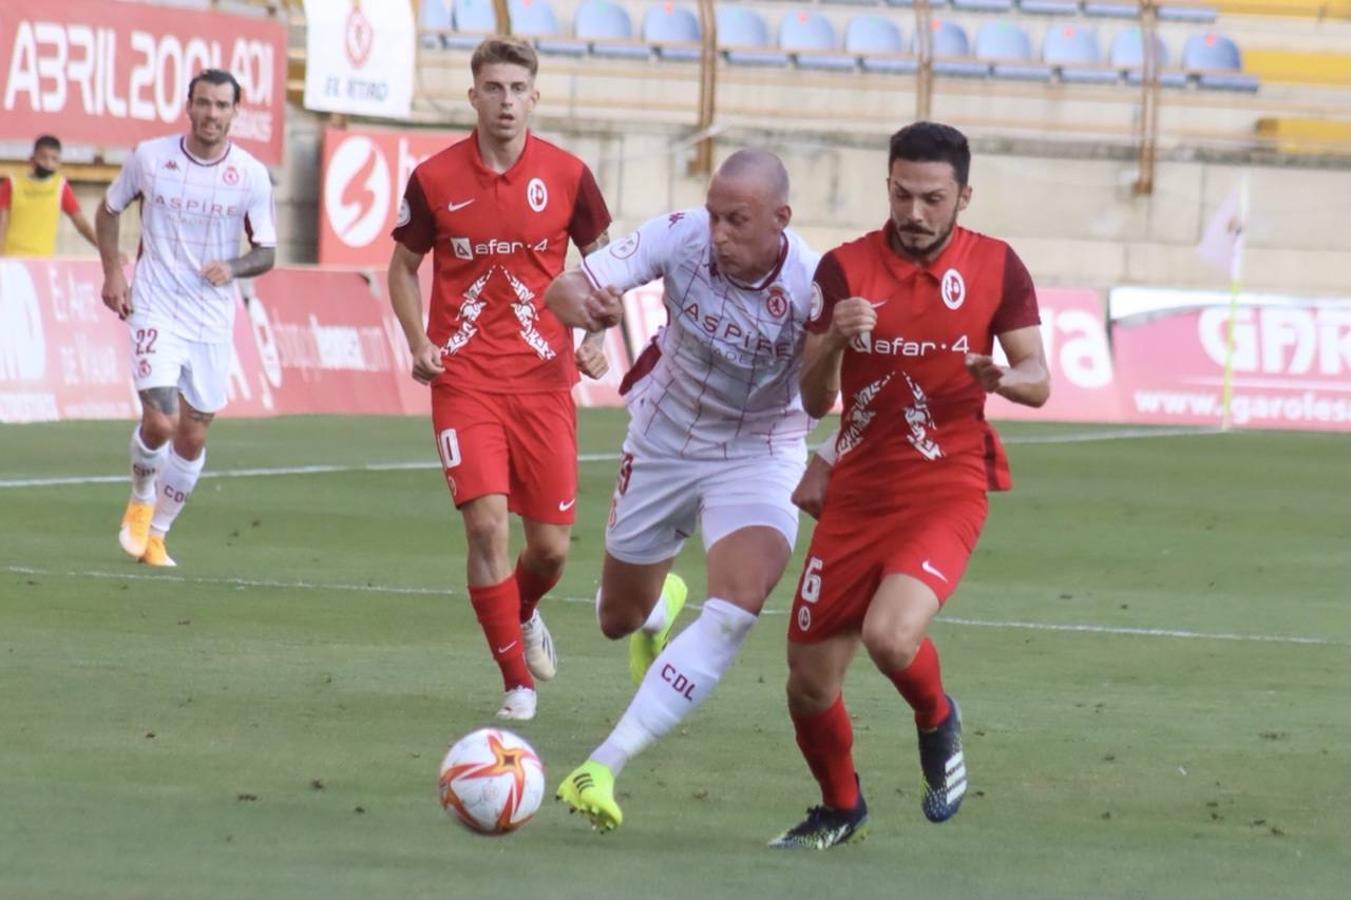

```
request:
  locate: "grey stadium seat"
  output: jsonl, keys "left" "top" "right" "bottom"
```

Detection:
{"left": 1183, "top": 32, "right": 1259, "bottom": 92}
{"left": 975, "top": 20, "right": 1052, "bottom": 81}
{"left": 577, "top": 0, "right": 651, "bottom": 59}
{"left": 780, "top": 10, "right": 857, "bottom": 71}
{"left": 1111, "top": 27, "right": 1188, "bottom": 88}
{"left": 716, "top": 6, "right": 789, "bottom": 66}
{"left": 1043, "top": 23, "right": 1119, "bottom": 84}
{"left": 916, "top": 19, "right": 990, "bottom": 78}
{"left": 845, "top": 14, "right": 917, "bottom": 74}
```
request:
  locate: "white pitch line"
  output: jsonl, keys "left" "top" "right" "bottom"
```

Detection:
{"left": 0, "top": 427, "right": 1219, "bottom": 489}
{"left": 4, "top": 564, "right": 1343, "bottom": 648}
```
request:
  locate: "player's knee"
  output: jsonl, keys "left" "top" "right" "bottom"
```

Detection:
{"left": 463, "top": 517, "right": 509, "bottom": 561}
{"left": 784, "top": 665, "right": 834, "bottom": 716}
{"left": 140, "top": 411, "right": 175, "bottom": 446}
{"left": 596, "top": 597, "right": 642, "bottom": 641}
{"left": 523, "top": 541, "right": 568, "bottom": 576}
{"left": 861, "top": 622, "right": 923, "bottom": 673}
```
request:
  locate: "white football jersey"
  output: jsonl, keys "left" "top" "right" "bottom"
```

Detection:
{"left": 105, "top": 135, "right": 276, "bottom": 344}
{"left": 583, "top": 208, "right": 819, "bottom": 460}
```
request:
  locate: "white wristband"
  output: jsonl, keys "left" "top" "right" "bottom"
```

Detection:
{"left": 813, "top": 428, "right": 839, "bottom": 466}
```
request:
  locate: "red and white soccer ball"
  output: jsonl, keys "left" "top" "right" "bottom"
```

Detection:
{"left": 438, "top": 727, "right": 545, "bottom": 834}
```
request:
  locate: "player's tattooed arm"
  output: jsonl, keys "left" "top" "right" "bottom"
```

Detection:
{"left": 202, "top": 246, "right": 276, "bottom": 286}
{"left": 139, "top": 387, "right": 179, "bottom": 415}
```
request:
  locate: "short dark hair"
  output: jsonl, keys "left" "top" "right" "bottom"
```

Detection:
{"left": 33, "top": 135, "right": 61, "bottom": 154}
{"left": 888, "top": 122, "right": 971, "bottom": 186}
{"left": 187, "top": 68, "right": 242, "bottom": 105}
{"left": 470, "top": 37, "right": 539, "bottom": 78}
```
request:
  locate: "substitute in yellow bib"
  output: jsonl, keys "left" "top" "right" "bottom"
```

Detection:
{"left": 0, "top": 135, "right": 99, "bottom": 257}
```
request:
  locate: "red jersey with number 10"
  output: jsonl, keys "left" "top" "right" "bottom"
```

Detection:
{"left": 808, "top": 222, "right": 1040, "bottom": 507}
{"left": 392, "top": 131, "right": 611, "bottom": 393}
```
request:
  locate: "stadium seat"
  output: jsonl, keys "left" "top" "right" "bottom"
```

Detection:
{"left": 845, "top": 14, "right": 917, "bottom": 74}
{"left": 420, "top": 0, "right": 454, "bottom": 49}
{"left": 1084, "top": 1, "right": 1138, "bottom": 16}
{"left": 1110, "top": 27, "right": 1188, "bottom": 87}
{"left": 577, "top": 0, "right": 651, "bottom": 59}
{"left": 780, "top": 10, "right": 857, "bottom": 71}
{"left": 975, "top": 21, "right": 1052, "bottom": 80}
{"left": 716, "top": 6, "right": 789, "bottom": 67}
{"left": 953, "top": 0, "right": 1014, "bottom": 12}
{"left": 1019, "top": 0, "right": 1081, "bottom": 14}
{"left": 1043, "top": 23, "right": 1119, "bottom": 84}
{"left": 643, "top": 3, "right": 701, "bottom": 61}
{"left": 446, "top": 0, "right": 499, "bottom": 50}
{"left": 1183, "top": 32, "right": 1259, "bottom": 91}
{"left": 1158, "top": 4, "right": 1218, "bottom": 23}
{"left": 917, "top": 19, "right": 989, "bottom": 78}
{"left": 509, "top": 0, "right": 584, "bottom": 56}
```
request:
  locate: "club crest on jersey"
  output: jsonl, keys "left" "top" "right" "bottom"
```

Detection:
{"left": 610, "top": 232, "right": 640, "bottom": 259}
{"left": 941, "top": 268, "right": 965, "bottom": 310}
{"left": 396, "top": 198, "right": 411, "bottom": 228}
{"left": 808, "top": 282, "right": 824, "bottom": 322}
{"left": 223, "top": 165, "right": 240, "bottom": 186}
{"left": 526, "top": 178, "right": 548, "bottom": 212}
{"left": 766, "top": 285, "right": 788, "bottom": 319}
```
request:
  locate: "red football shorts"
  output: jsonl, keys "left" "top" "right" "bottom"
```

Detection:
{"left": 788, "top": 492, "right": 989, "bottom": 643}
{"left": 430, "top": 385, "right": 578, "bottom": 525}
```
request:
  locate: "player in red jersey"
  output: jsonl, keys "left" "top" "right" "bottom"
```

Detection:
{"left": 386, "top": 38, "right": 612, "bottom": 721}
{"left": 769, "top": 122, "right": 1050, "bottom": 848}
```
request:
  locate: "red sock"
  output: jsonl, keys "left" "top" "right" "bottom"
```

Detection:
{"left": 515, "top": 556, "right": 560, "bottom": 624}
{"left": 791, "top": 695, "right": 859, "bottom": 810}
{"left": 887, "top": 638, "right": 951, "bottom": 730}
{"left": 468, "top": 577, "right": 533, "bottom": 691}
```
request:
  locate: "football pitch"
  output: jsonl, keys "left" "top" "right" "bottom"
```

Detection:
{"left": 2, "top": 410, "right": 1347, "bottom": 899}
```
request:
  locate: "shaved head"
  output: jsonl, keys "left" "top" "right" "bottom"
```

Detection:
{"left": 713, "top": 149, "right": 790, "bottom": 207}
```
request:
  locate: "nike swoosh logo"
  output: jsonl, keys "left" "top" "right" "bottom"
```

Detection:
{"left": 447, "top": 199, "right": 475, "bottom": 212}
{"left": 920, "top": 559, "right": 949, "bottom": 583}
{"left": 496, "top": 641, "right": 518, "bottom": 654}
{"left": 558, "top": 499, "right": 576, "bottom": 511}
{"left": 869, "top": 300, "right": 888, "bottom": 309}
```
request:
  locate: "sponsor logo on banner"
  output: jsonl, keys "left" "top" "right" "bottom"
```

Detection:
{"left": 303, "top": 0, "right": 414, "bottom": 119}
{"left": 317, "top": 126, "right": 466, "bottom": 265}
{"left": 0, "top": 0, "right": 285, "bottom": 164}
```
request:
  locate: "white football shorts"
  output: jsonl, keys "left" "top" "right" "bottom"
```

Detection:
{"left": 604, "top": 430, "right": 807, "bottom": 565}
{"left": 126, "top": 317, "right": 231, "bottom": 414}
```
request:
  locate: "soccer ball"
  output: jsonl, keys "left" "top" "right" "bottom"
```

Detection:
{"left": 438, "top": 727, "right": 545, "bottom": 834}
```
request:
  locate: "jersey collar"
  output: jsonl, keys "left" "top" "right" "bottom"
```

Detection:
{"left": 468, "top": 129, "right": 536, "bottom": 186}
{"left": 877, "top": 219, "right": 965, "bottom": 281}
{"left": 179, "top": 137, "right": 232, "bottom": 167}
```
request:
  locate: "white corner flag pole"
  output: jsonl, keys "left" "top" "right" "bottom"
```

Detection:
{"left": 1219, "top": 176, "right": 1249, "bottom": 431}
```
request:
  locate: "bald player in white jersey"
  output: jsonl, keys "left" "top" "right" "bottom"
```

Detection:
{"left": 98, "top": 68, "right": 277, "bottom": 567}
{"left": 546, "top": 149, "right": 819, "bottom": 831}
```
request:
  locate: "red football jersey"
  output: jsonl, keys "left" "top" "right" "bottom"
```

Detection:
{"left": 392, "top": 131, "right": 611, "bottom": 393}
{"left": 808, "top": 221, "right": 1040, "bottom": 504}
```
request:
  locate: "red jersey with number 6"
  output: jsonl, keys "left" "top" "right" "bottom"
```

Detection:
{"left": 808, "top": 221, "right": 1040, "bottom": 506}
{"left": 392, "top": 131, "right": 611, "bottom": 393}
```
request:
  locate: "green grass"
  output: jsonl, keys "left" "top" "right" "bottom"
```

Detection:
{"left": 1, "top": 412, "right": 1348, "bottom": 898}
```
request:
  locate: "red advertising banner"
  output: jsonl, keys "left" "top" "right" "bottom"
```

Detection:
{"left": 318, "top": 126, "right": 466, "bottom": 266}
{"left": 0, "top": 0, "right": 287, "bottom": 165}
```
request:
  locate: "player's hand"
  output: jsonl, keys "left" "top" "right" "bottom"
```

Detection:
{"left": 201, "top": 260, "right": 234, "bottom": 286}
{"left": 411, "top": 340, "right": 446, "bottom": 385}
{"left": 575, "top": 334, "right": 609, "bottom": 380}
{"left": 584, "top": 285, "right": 624, "bottom": 330}
{"left": 828, "top": 297, "right": 877, "bottom": 348}
{"left": 101, "top": 269, "right": 133, "bottom": 320}
{"left": 965, "top": 352, "right": 1007, "bottom": 393}
{"left": 790, "top": 453, "right": 833, "bottom": 520}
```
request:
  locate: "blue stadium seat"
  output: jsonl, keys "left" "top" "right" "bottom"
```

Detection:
{"left": 953, "top": 0, "right": 1014, "bottom": 12}
{"left": 421, "top": 0, "right": 453, "bottom": 49}
{"left": 446, "top": 0, "right": 499, "bottom": 50}
{"left": 780, "top": 10, "right": 856, "bottom": 71}
{"left": 1111, "top": 27, "right": 1188, "bottom": 88}
{"left": 1043, "top": 23, "right": 1118, "bottom": 84}
{"left": 642, "top": 3, "right": 701, "bottom": 61}
{"left": 1020, "top": 0, "right": 1080, "bottom": 14}
{"left": 845, "top": 14, "right": 916, "bottom": 74}
{"left": 716, "top": 6, "right": 789, "bottom": 66}
{"left": 1084, "top": 2, "right": 1138, "bottom": 17}
{"left": 509, "top": 0, "right": 582, "bottom": 56}
{"left": 1183, "top": 32, "right": 1259, "bottom": 92}
{"left": 976, "top": 21, "right": 1052, "bottom": 80}
{"left": 577, "top": 0, "right": 651, "bottom": 59}
{"left": 1159, "top": 4, "right": 1218, "bottom": 23}
{"left": 916, "top": 19, "right": 989, "bottom": 78}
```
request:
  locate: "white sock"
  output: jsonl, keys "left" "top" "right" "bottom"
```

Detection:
{"left": 150, "top": 448, "right": 205, "bottom": 536}
{"left": 640, "top": 593, "right": 668, "bottom": 635}
{"left": 129, "top": 427, "right": 167, "bottom": 502}
{"left": 592, "top": 598, "right": 756, "bottom": 775}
